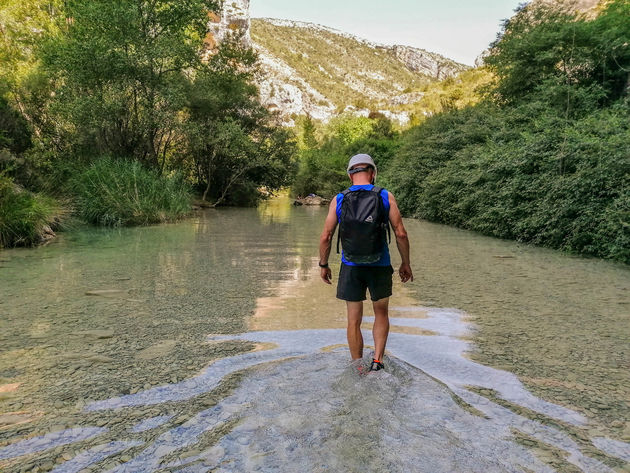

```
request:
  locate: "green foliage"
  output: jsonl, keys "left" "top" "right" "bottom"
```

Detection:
{"left": 0, "top": 95, "right": 31, "bottom": 154}
{"left": 385, "top": 100, "right": 630, "bottom": 264}
{"left": 42, "top": 0, "right": 216, "bottom": 166}
{"left": 292, "top": 114, "right": 400, "bottom": 198}
{"left": 404, "top": 67, "right": 495, "bottom": 118}
{"left": 486, "top": 0, "right": 630, "bottom": 112}
{"left": 380, "top": 0, "right": 630, "bottom": 264}
{"left": 0, "top": 173, "right": 60, "bottom": 248}
{"left": 69, "top": 157, "right": 192, "bottom": 227}
{"left": 184, "top": 35, "right": 297, "bottom": 206}
{"left": 0, "top": 0, "right": 297, "bottom": 236}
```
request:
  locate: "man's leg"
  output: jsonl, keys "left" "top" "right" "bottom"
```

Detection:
{"left": 346, "top": 301, "right": 364, "bottom": 360}
{"left": 372, "top": 297, "right": 389, "bottom": 361}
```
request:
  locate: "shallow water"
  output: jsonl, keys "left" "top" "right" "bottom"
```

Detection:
{"left": 0, "top": 195, "right": 629, "bottom": 472}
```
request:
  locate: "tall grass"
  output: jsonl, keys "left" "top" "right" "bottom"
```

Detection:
{"left": 0, "top": 174, "right": 61, "bottom": 248}
{"left": 70, "top": 157, "right": 192, "bottom": 226}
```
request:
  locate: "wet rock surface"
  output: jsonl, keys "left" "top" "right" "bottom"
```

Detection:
{"left": 293, "top": 194, "right": 330, "bottom": 206}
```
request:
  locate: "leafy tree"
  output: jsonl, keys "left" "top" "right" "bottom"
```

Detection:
{"left": 486, "top": 0, "right": 630, "bottom": 112}
{"left": 292, "top": 114, "right": 399, "bottom": 198}
{"left": 184, "top": 34, "right": 296, "bottom": 205}
{"left": 43, "top": 0, "right": 217, "bottom": 168}
{"left": 0, "top": 95, "right": 31, "bottom": 155}
{"left": 0, "top": 0, "right": 63, "bottom": 140}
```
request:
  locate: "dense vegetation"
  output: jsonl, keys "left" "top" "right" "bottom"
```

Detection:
{"left": 387, "top": 0, "right": 630, "bottom": 264}
{"left": 292, "top": 113, "right": 401, "bottom": 198}
{"left": 0, "top": 0, "right": 295, "bottom": 247}
{"left": 300, "top": 1, "right": 629, "bottom": 264}
{"left": 0, "top": 174, "right": 61, "bottom": 247}
{"left": 69, "top": 158, "right": 192, "bottom": 227}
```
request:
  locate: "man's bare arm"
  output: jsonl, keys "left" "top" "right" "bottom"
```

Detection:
{"left": 318, "top": 197, "right": 338, "bottom": 284}
{"left": 388, "top": 192, "right": 413, "bottom": 283}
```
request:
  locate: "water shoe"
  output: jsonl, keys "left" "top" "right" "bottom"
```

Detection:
{"left": 370, "top": 359, "right": 384, "bottom": 371}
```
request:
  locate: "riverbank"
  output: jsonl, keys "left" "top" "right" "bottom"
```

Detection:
{"left": 0, "top": 159, "right": 195, "bottom": 250}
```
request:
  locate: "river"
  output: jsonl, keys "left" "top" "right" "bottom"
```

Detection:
{"left": 0, "top": 195, "right": 629, "bottom": 472}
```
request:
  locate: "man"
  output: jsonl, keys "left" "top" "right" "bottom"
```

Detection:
{"left": 318, "top": 154, "right": 413, "bottom": 371}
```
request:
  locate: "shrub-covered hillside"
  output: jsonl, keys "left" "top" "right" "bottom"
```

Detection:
{"left": 251, "top": 18, "right": 469, "bottom": 117}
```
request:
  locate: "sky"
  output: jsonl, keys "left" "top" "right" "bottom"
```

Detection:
{"left": 249, "top": 0, "right": 526, "bottom": 66}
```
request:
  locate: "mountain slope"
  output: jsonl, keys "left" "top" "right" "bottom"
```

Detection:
{"left": 250, "top": 18, "right": 469, "bottom": 124}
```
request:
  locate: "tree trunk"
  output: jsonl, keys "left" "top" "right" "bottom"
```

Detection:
{"left": 202, "top": 172, "right": 211, "bottom": 202}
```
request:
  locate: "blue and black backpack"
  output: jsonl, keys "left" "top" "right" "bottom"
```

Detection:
{"left": 337, "top": 187, "right": 391, "bottom": 264}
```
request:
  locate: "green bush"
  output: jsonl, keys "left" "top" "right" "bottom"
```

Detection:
{"left": 70, "top": 157, "right": 192, "bottom": 227}
{"left": 385, "top": 103, "right": 630, "bottom": 264}
{"left": 292, "top": 115, "right": 400, "bottom": 198}
{"left": 381, "top": 1, "right": 630, "bottom": 265}
{"left": 0, "top": 174, "right": 60, "bottom": 248}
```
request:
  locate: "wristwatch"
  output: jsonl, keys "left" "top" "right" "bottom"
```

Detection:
{"left": 318, "top": 262, "right": 329, "bottom": 268}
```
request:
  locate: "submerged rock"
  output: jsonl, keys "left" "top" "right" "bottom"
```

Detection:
{"left": 293, "top": 195, "right": 330, "bottom": 206}
{"left": 84, "top": 290, "right": 127, "bottom": 297}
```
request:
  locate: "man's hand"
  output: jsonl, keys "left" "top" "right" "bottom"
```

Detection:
{"left": 319, "top": 198, "right": 338, "bottom": 286}
{"left": 320, "top": 267, "right": 332, "bottom": 284}
{"left": 399, "top": 263, "right": 413, "bottom": 283}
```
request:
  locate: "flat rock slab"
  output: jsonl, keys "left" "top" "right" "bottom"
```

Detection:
{"left": 0, "top": 383, "right": 21, "bottom": 394}
{"left": 136, "top": 340, "right": 177, "bottom": 360}
{"left": 85, "top": 290, "right": 128, "bottom": 297}
{"left": 0, "top": 412, "right": 39, "bottom": 430}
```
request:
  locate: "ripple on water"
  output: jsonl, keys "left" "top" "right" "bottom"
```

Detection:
{"left": 1, "top": 307, "right": 627, "bottom": 472}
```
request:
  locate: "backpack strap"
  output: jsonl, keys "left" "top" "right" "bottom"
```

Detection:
{"left": 336, "top": 189, "right": 351, "bottom": 254}
{"left": 372, "top": 186, "right": 391, "bottom": 244}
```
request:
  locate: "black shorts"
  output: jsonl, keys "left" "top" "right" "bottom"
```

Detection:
{"left": 336, "top": 264, "right": 394, "bottom": 302}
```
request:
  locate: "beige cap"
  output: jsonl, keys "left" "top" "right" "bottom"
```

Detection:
{"left": 347, "top": 154, "right": 377, "bottom": 180}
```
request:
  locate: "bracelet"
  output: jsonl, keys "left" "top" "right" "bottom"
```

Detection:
{"left": 318, "top": 262, "right": 329, "bottom": 268}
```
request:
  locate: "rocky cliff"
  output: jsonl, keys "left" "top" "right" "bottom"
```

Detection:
{"left": 206, "top": 6, "right": 469, "bottom": 125}
{"left": 251, "top": 19, "right": 469, "bottom": 125}
{"left": 389, "top": 45, "right": 465, "bottom": 80}
{"left": 203, "top": 0, "right": 251, "bottom": 60}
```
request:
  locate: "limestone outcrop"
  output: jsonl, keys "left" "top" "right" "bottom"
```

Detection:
{"left": 204, "top": 4, "right": 468, "bottom": 124}
{"left": 203, "top": 0, "right": 251, "bottom": 60}
{"left": 389, "top": 45, "right": 464, "bottom": 80}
